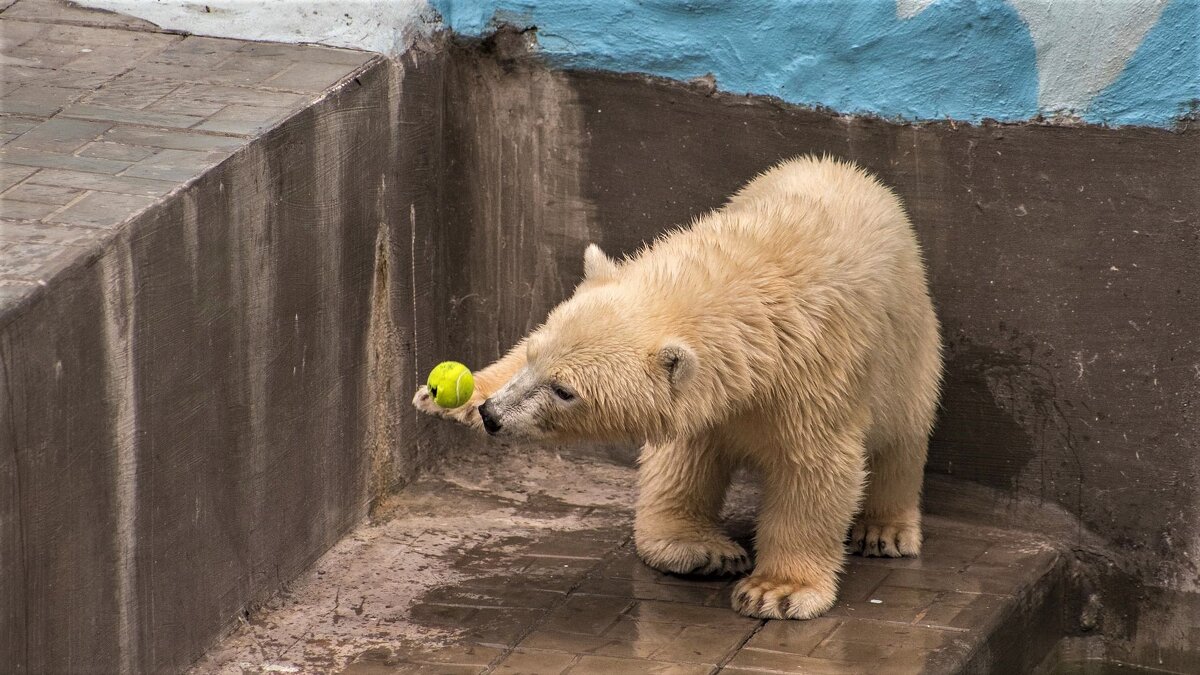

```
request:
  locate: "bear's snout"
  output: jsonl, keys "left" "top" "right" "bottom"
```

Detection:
{"left": 479, "top": 400, "right": 502, "bottom": 435}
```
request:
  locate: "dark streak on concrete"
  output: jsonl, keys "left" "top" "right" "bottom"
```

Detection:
{"left": 436, "top": 32, "right": 596, "bottom": 373}
{"left": 384, "top": 41, "right": 501, "bottom": 494}
{"left": 1, "top": 253, "right": 121, "bottom": 673}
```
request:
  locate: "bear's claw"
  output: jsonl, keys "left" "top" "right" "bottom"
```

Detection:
{"left": 412, "top": 385, "right": 483, "bottom": 429}
{"left": 731, "top": 576, "right": 835, "bottom": 620}
{"left": 636, "top": 537, "right": 752, "bottom": 577}
{"left": 849, "top": 519, "right": 922, "bottom": 558}
{"left": 412, "top": 385, "right": 442, "bottom": 415}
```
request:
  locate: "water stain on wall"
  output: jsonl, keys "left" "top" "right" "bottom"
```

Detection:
{"left": 931, "top": 328, "right": 1083, "bottom": 518}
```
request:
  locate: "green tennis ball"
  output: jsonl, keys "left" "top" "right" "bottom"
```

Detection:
{"left": 427, "top": 361, "right": 475, "bottom": 409}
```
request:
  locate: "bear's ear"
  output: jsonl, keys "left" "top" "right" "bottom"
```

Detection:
{"left": 658, "top": 341, "right": 697, "bottom": 390}
{"left": 583, "top": 243, "right": 619, "bottom": 282}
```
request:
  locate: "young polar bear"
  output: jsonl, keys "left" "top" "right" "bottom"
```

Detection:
{"left": 414, "top": 156, "right": 943, "bottom": 620}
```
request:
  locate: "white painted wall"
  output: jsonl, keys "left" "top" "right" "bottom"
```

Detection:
{"left": 80, "top": 0, "right": 435, "bottom": 54}
{"left": 901, "top": 0, "right": 1169, "bottom": 115}
{"left": 1004, "top": 0, "right": 1166, "bottom": 113}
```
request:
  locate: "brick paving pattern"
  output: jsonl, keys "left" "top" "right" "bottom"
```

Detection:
{"left": 0, "top": 0, "right": 376, "bottom": 313}
{"left": 192, "top": 445, "right": 1060, "bottom": 675}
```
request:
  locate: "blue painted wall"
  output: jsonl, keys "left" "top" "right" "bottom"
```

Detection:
{"left": 430, "top": 0, "right": 1198, "bottom": 128}
{"left": 1088, "top": 0, "right": 1199, "bottom": 127}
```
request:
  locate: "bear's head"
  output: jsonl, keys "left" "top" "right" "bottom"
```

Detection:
{"left": 478, "top": 244, "right": 700, "bottom": 442}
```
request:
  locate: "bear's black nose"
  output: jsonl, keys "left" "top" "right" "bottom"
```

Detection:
{"left": 479, "top": 400, "right": 502, "bottom": 435}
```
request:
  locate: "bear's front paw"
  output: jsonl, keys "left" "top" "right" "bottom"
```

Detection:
{"left": 636, "top": 536, "right": 752, "bottom": 577}
{"left": 849, "top": 518, "right": 922, "bottom": 558}
{"left": 411, "top": 386, "right": 484, "bottom": 429}
{"left": 412, "top": 385, "right": 444, "bottom": 416}
{"left": 732, "top": 576, "right": 835, "bottom": 620}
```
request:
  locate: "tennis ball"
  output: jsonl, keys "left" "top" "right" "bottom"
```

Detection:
{"left": 427, "top": 361, "right": 475, "bottom": 409}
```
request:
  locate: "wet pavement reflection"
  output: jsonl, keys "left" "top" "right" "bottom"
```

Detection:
{"left": 190, "top": 446, "right": 1061, "bottom": 674}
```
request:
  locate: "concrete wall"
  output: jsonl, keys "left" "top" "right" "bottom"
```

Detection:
{"left": 20, "top": 2, "right": 1200, "bottom": 670}
{"left": 76, "top": 0, "right": 438, "bottom": 54}
{"left": 430, "top": 35, "right": 1199, "bottom": 669}
{"left": 87, "top": 0, "right": 1200, "bottom": 128}
{"left": 433, "top": 0, "right": 1198, "bottom": 127}
{"left": 0, "top": 51, "right": 466, "bottom": 673}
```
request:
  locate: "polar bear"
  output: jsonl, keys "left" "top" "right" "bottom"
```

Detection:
{"left": 414, "top": 156, "right": 943, "bottom": 620}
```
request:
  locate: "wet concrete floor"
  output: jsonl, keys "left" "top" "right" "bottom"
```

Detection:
{"left": 191, "top": 444, "right": 1061, "bottom": 674}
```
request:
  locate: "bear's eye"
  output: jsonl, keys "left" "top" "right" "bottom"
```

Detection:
{"left": 551, "top": 383, "right": 576, "bottom": 402}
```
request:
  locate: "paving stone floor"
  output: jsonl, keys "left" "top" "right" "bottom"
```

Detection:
{"left": 0, "top": 0, "right": 376, "bottom": 313}
{"left": 192, "top": 444, "right": 1061, "bottom": 675}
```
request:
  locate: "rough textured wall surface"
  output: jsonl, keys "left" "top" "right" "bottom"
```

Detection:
{"left": 430, "top": 0, "right": 1198, "bottom": 127}
{"left": 435, "top": 31, "right": 596, "bottom": 374}
{"left": 81, "top": 0, "right": 1200, "bottom": 127}
{"left": 79, "top": 0, "right": 439, "bottom": 54}
{"left": 0, "top": 52, "right": 456, "bottom": 673}
{"left": 3, "top": 6, "right": 1194, "bottom": 671}
{"left": 434, "top": 37, "right": 1198, "bottom": 669}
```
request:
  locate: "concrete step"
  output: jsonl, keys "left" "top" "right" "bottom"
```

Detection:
{"left": 193, "top": 445, "right": 1067, "bottom": 675}
{"left": 0, "top": 2, "right": 426, "bottom": 673}
{"left": 1, "top": 5, "right": 377, "bottom": 308}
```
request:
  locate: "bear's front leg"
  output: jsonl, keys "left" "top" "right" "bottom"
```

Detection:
{"left": 635, "top": 436, "right": 751, "bottom": 577}
{"left": 733, "top": 431, "right": 866, "bottom": 620}
{"left": 412, "top": 384, "right": 485, "bottom": 428}
{"left": 412, "top": 339, "right": 529, "bottom": 430}
{"left": 850, "top": 432, "right": 926, "bottom": 557}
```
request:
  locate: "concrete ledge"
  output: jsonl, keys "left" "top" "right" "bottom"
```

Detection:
{"left": 0, "top": 14, "right": 379, "bottom": 316}
{"left": 0, "top": 3, "right": 458, "bottom": 671}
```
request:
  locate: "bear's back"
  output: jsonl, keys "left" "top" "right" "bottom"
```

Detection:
{"left": 624, "top": 156, "right": 923, "bottom": 302}
{"left": 726, "top": 156, "right": 914, "bottom": 251}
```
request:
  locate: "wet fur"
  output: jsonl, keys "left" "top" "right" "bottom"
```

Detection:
{"left": 414, "top": 156, "right": 943, "bottom": 620}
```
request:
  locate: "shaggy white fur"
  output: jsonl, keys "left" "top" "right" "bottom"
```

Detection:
{"left": 414, "top": 156, "right": 943, "bottom": 620}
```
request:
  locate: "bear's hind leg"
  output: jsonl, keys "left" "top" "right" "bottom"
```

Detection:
{"left": 635, "top": 436, "right": 750, "bottom": 577}
{"left": 733, "top": 428, "right": 865, "bottom": 620}
{"left": 850, "top": 432, "right": 926, "bottom": 558}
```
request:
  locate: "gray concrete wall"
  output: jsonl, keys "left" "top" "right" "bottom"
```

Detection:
{"left": 0, "top": 49, "right": 459, "bottom": 673}
{"left": 433, "top": 33, "right": 596, "bottom": 375}
{"left": 2, "top": 25, "right": 1195, "bottom": 673}
{"left": 434, "top": 36, "right": 1199, "bottom": 670}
